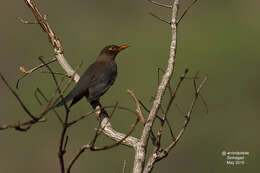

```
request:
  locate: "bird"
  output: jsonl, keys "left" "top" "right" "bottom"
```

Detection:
{"left": 55, "top": 44, "right": 129, "bottom": 108}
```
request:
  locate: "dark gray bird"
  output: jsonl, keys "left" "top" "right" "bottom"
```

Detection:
{"left": 55, "top": 44, "right": 128, "bottom": 108}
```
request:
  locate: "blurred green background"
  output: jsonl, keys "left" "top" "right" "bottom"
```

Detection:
{"left": 0, "top": 0, "right": 259, "bottom": 172}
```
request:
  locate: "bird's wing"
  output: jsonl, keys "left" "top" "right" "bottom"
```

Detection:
{"left": 87, "top": 61, "right": 117, "bottom": 101}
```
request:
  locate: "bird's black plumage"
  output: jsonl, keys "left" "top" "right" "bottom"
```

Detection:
{"left": 55, "top": 44, "right": 128, "bottom": 108}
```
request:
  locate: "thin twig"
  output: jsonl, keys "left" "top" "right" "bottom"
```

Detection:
{"left": 165, "top": 75, "right": 208, "bottom": 151}
{"left": 127, "top": 89, "right": 145, "bottom": 124}
{"left": 66, "top": 144, "right": 90, "bottom": 173}
{"left": 58, "top": 110, "right": 70, "bottom": 173}
{"left": 156, "top": 69, "right": 189, "bottom": 149}
{"left": 199, "top": 94, "right": 209, "bottom": 114}
{"left": 143, "top": 75, "right": 207, "bottom": 173}
{"left": 16, "top": 57, "right": 56, "bottom": 89}
{"left": 165, "top": 68, "right": 189, "bottom": 115}
{"left": 177, "top": 0, "right": 198, "bottom": 24}
{"left": 34, "top": 87, "right": 63, "bottom": 124}
{"left": 0, "top": 73, "right": 37, "bottom": 120}
{"left": 147, "top": 0, "right": 172, "bottom": 8}
{"left": 0, "top": 118, "right": 46, "bottom": 131}
{"left": 149, "top": 13, "right": 171, "bottom": 25}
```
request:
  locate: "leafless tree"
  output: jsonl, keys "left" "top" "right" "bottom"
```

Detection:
{"left": 0, "top": 0, "right": 207, "bottom": 173}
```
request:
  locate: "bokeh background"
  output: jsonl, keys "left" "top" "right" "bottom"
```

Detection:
{"left": 0, "top": 0, "right": 259, "bottom": 172}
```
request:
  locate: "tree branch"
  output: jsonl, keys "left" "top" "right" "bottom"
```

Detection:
{"left": 23, "top": 0, "right": 80, "bottom": 82}
{"left": 132, "top": 1, "right": 181, "bottom": 172}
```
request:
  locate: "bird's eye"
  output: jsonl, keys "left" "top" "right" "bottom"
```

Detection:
{"left": 108, "top": 47, "right": 114, "bottom": 51}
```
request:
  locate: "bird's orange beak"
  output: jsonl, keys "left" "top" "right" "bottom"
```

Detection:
{"left": 118, "top": 45, "right": 129, "bottom": 52}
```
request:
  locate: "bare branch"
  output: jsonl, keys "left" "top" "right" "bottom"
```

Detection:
{"left": 134, "top": 1, "right": 181, "bottom": 172}
{"left": 23, "top": 0, "right": 80, "bottom": 81}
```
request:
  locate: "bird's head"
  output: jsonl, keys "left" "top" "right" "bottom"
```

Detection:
{"left": 99, "top": 45, "right": 129, "bottom": 60}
